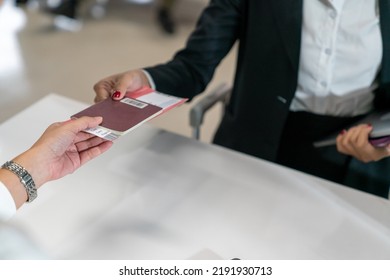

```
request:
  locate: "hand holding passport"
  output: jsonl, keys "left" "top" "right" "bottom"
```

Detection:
{"left": 71, "top": 87, "right": 187, "bottom": 141}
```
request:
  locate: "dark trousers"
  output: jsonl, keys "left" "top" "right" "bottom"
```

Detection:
{"left": 276, "top": 111, "right": 390, "bottom": 198}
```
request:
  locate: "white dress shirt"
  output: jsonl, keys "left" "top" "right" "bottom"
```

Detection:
{"left": 0, "top": 181, "right": 17, "bottom": 222}
{"left": 291, "top": 0, "right": 382, "bottom": 116}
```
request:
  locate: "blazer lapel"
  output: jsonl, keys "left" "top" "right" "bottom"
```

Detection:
{"left": 380, "top": 0, "right": 390, "bottom": 83}
{"left": 269, "top": 0, "right": 303, "bottom": 70}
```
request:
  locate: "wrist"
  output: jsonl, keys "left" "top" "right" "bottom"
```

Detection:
{"left": 140, "top": 69, "right": 155, "bottom": 89}
{"left": 1, "top": 159, "right": 38, "bottom": 206}
{"left": 13, "top": 148, "right": 49, "bottom": 188}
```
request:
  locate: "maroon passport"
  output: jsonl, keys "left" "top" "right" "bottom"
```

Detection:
{"left": 72, "top": 97, "right": 161, "bottom": 131}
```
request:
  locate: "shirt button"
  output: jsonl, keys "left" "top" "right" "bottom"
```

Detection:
{"left": 321, "top": 81, "right": 327, "bottom": 87}
{"left": 325, "top": 48, "right": 332, "bottom": 55}
{"left": 329, "top": 10, "right": 337, "bottom": 19}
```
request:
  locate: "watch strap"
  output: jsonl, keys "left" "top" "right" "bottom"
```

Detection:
{"left": 1, "top": 161, "right": 37, "bottom": 202}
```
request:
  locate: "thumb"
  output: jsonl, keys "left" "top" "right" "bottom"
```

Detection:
{"left": 111, "top": 70, "right": 150, "bottom": 100}
{"left": 111, "top": 75, "right": 133, "bottom": 100}
{"left": 67, "top": 116, "right": 103, "bottom": 133}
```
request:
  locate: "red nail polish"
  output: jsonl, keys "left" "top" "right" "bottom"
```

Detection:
{"left": 339, "top": 129, "right": 346, "bottom": 135}
{"left": 112, "top": 91, "right": 121, "bottom": 99}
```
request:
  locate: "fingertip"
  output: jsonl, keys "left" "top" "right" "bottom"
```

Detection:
{"left": 339, "top": 129, "right": 346, "bottom": 136}
{"left": 94, "top": 116, "right": 103, "bottom": 123}
{"left": 104, "top": 140, "right": 114, "bottom": 150}
{"left": 94, "top": 96, "right": 103, "bottom": 103}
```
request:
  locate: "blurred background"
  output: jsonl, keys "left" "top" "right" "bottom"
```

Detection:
{"left": 0, "top": 0, "right": 237, "bottom": 143}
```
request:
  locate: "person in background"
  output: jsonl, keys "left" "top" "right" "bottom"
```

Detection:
{"left": 45, "top": 0, "right": 83, "bottom": 32}
{"left": 93, "top": 0, "right": 390, "bottom": 198}
{"left": 14, "top": 0, "right": 27, "bottom": 6}
{"left": 39, "top": 0, "right": 179, "bottom": 34}
{"left": 156, "top": 0, "right": 176, "bottom": 34}
{"left": 0, "top": 116, "right": 113, "bottom": 221}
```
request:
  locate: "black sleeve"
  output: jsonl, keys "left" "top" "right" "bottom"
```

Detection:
{"left": 144, "top": 0, "right": 242, "bottom": 99}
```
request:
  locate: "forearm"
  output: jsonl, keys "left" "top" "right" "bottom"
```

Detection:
{"left": 145, "top": 0, "right": 241, "bottom": 98}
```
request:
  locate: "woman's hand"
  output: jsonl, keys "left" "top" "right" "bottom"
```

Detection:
{"left": 336, "top": 123, "right": 390, "bottom": 162}
{"left": 93, "top": 69, "right": 151, "bottom": 103}
{"left": 14, "top": 116, "right": 113, "bottom": 188}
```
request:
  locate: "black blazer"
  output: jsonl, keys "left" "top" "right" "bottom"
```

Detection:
{"left": 146, "top": 0, "right": 390, "bottom": 162}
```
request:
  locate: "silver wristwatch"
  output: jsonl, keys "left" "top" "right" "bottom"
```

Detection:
{"left": 2, "top": 161, "right": 37, "bottom": 202}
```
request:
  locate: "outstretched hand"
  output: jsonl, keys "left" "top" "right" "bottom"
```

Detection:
{"left": 14, "top": 116, "right": 113, "bottom": 187}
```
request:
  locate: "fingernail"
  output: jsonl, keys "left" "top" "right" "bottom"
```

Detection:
{"left": 112, "top": 91, "right": 121, "bottom": 99}
{"left": 339, "top": 129, "right": 346, "bottom": 135}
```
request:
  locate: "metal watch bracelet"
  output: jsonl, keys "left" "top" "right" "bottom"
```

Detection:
{"left": 1, "top": 161, "right": 37, "bottom": 202}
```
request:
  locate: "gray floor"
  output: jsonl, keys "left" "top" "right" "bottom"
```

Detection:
{"left": 0, "top": 0, "right": 237, "bottom": 142}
